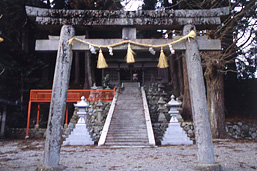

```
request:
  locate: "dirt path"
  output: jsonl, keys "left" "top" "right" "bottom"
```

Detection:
{"left": 0, "top": 139, "right": 256, "bottom": 171}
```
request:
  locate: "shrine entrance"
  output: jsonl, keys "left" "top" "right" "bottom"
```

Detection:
{"left": 120, "top": 65, "right": 142, "bottom": 82}
{"left": 25, "top": 5, "right": 230, "bottom": 169}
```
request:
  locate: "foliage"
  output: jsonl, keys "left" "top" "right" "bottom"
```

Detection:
{"left": 0, "top": 0, "right": 49, "bottom": 127}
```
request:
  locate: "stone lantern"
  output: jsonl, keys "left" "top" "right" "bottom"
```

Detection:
{"left": 75, "top": 96, "right": 90, "bottom": 124}
{"left": 96, "top": 99, "right": 103, "bottom": 123}
{"left": 161, "top": 95, "right": 192, "bottom": 145}
{"left": 157, "top": 97, "right": 167, "bottom": 123}
{"left": 105, "top": 86, "right": 111, "bottom": 101}
{"left": 91, "top": 83, "right": 98, "bottom": 90}
{"left": 167, "top": 95, "right": 181, "bottom": 123}
{"left": 63, "top": 96, "right": 94, "bottom": 145}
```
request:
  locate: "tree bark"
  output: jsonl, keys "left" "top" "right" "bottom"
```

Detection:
{"left": 177, "top": 54, "right": 184, "bottom": 95}
{"left": 183, "top": 24, "right": 215, "bottom": 164}
{"left": 84, "top": 52, "right": 92, "bottom": 89}
{"left": 205, "top": 57, "right": 226, "bottom": 138}
{"left": 182, "top": 55, "right": 192, "bottom": 120}
{"left": 42, "top": 25, "right": 75, "bottom": 168}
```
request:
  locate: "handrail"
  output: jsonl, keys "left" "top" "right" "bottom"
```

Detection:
{"left": 141, "top": 87, "right": 156, "bottom": 146}
{"left": 98, "top": 89, "right": 119, "bottom": 146}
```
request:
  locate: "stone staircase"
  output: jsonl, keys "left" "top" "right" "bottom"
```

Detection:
{"left": 104, "top": 82, "right": 150, "bottom": 147}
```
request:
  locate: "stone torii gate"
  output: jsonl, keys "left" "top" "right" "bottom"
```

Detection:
{"left": 26, "top": 6, "right": 229, "bottom": 170}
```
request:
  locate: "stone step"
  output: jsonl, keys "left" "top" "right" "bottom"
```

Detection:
{"left": 107, "top": 135, "right": 147, "bottom": 139}
{"left": 108, "top": 127, "right": 147, "bottom": 130}
{"left": 107, "top": 132, "right": 147, "bottom": 136}
{"left": 105, "top": 140, "right": 149, "bottom": 144}
{"left": 104, "top": 83, "right": 149, "bottom": 146}
{"left": 104, "top": 142, "right": 149, "bottom": 146}
{"left": 108, "top": 131, "right": 147, "bottom": 135}
{"left": 106, "top": 140, "right": 149, "bottom": 144}
{"left": 107, "top": 136, "right": 148, "bottom": 140}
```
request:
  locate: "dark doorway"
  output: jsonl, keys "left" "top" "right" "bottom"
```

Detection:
{"left": 120, "top": 67, "right": 142, "bottom": 83}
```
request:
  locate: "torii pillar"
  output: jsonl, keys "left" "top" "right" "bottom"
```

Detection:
{"left": 37, "top": 25, "right": 75, "bottom": 170}
{"left": 183, "top": 24, "right": 221, "bottom": 170}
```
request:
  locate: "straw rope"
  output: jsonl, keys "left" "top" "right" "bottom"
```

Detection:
{"left": 68, "top": 30, "right": 196, "bottom": 69}
{"left": 68, "top": 30, "right": 196, "bottom": 49}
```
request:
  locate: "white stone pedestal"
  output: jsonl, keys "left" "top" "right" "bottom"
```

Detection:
{"left": 63, "top": 123, "right": 94, "bottom": 145}
{"left": 161, "top": 121, "right": 193, "bottom": 145}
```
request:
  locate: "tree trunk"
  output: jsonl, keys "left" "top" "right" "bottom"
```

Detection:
{"left": 205, "top": 64, "right": 226, "bottom": 138}
{"left": 84, "top": 52, "right": 92, "bottom": 89}
{"left": 177, "top": 54, "right": 184, "bottom": 95}
{"left": 182, "top": 56, "right": 192, "bottom": 120}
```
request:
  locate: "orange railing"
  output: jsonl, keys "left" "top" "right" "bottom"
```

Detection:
{"left": 26, "top": 89, "right": 115, "bottom": 138}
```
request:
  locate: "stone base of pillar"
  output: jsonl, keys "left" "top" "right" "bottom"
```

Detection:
{"left": 36, "top": 164, "right": 66, "bottom": 171}
{"left": 193, "top": 162, "right": 222, "bottom": 171}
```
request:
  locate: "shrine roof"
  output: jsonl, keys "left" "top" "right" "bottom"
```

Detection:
{"left": 25, "top": 6, "right": 230, "bottom": 31}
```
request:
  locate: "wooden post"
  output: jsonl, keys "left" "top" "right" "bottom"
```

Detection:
{"left": 35, "top": 104, "right": 40, "bottom": 129}
{"left": 84, "top": 52, "right": 92, "bottom": 89}
{"left": 39, "top": 25, "right": 75, "bottom": 169}
{"left": 26, "top": 101, "right": 32, "bottom": 138}
{"left": 177, "top": 54, "right": 184, "bottom": 95}
{"left": 74, "top": 52, "right": 79, "bottom": 85}
{"left": 0, "top": 105, "right": 7, "bottom": 138}
{"left": 169, "top": 54, "right": 178, "bottom": 91}
{"left": 183, "top": 25, "right": 220, "bottom": 170}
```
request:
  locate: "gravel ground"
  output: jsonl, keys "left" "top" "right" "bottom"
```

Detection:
{"left": 0, "top": 139, "right": 256, "bottom": 171}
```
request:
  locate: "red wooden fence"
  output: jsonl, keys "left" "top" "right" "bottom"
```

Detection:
{"left": 26, "top": 89, "right": 115, "bottom": 137}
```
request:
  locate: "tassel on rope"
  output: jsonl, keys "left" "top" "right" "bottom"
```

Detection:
{"left": 126, "top": 43, "right": 135, "bottom": 63}
{"left": 157, "top": 49, "right": 169, "bottom": 68}
{"left": 0, "top": 37, "right": 4, "bottom": 42}
{"left": 97, "top": 49, "right": 108, "bottom": 69}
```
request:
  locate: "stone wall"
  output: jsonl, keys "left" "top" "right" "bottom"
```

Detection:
{"left": 5, "top": 121, "right": 257, "bottom": 141}
{"left": 152, "top": 121, "right": 257, "bottom": 144}
{"left": 180, "top": 122, "right": 257, "bottom": 140}
{"left": 5, "top": 128, "right": 46, "bottom": 139}
{"left": 226, "top": 122, "right": 257, "bottom": 139}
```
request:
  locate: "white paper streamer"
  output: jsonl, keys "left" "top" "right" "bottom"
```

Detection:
{"left": 169, "top": 44, "right": 175, "bottom": 54}
{"left": 89, "top": 44, "right": 97, "bottom": 54}
{"left": 108, "top": 46, "right": 113, "bottom": 56}
{"left": 149, "top": 47, "right": 156, "bottom": 55}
